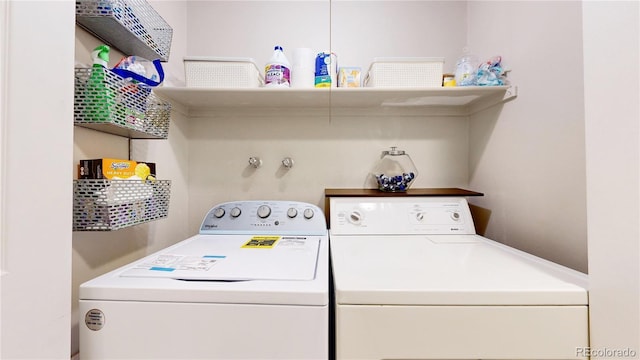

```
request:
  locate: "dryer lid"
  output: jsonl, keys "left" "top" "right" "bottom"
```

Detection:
{"left": 330, "top": 234, "right": 588, "bottom": 306}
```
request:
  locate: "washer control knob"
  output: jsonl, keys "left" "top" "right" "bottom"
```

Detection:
{"left": 230, "top": 207, "right": 242, "bottom": 218}
{"left": 287, "top": 208, "right": 298, "bottom": 218}
{"left": 303, "top": 208, "right": 315, "bottom": 219}
{"left": 257, "top": 205, "right": 271, "bottom": 219}
{"left": 349, "top": 211, "right": 362, "bottom": 224}
{"left": 416, "top": 212, "right": 425, "bottom": 221}
{"left": 451, "top": 212, "right": 460, "bottom": 221}
{"left": 213, "top": 208, "right": 225, "bottom": 218}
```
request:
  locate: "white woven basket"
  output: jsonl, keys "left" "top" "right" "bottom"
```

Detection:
{"left": 365, "top": 57, "right": 445, "bottom": 87}
{"left": 184, "top": 57, "right": 264, "bottom": 88}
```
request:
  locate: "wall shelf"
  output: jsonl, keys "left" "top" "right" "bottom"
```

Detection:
{"left": 154, "top": 85, "right": 517, "bottom": 117}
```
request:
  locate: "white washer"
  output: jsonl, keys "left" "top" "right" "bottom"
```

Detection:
{"left": 80, "top": 200, "right": 328, "bottom": 360}
{"left": 329, "top": 197, "right": 589, "bottom": 360}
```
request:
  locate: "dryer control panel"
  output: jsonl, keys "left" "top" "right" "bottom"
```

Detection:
{"left": 330, "top": 197, "right": 476, "bottom": 235}
{"left": 200, "top": 200, "right": 327, "bottom": 235}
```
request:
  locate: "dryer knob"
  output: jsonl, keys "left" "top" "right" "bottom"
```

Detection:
{"left": 257, "top": 205, "right": 271, "bottom": 219}
{"left": 416, "top": 212, "right": 425, "bottom": 221}
{"left": 230, "top": 207, "right": 242, "bottom": 218}
{"left": 303, "top": 208, "right": 314, "bottom": 219}
{"left": 349, "top": 211, "right": 362, "bottom": 224}
{"left": 213, "top": 208, "right": 225, "bottom": 218}
{"left": 451, "top": 212, "right": 460, "bottom": 221}
{"left": 287, "top": 208, "right": 298, "bottom": 218}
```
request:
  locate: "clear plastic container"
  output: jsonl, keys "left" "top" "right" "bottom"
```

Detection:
{"left": 371, "top": 146, "right": 418, "bottom": 192}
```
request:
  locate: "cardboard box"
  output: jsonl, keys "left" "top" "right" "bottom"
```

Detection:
{"left": 78, "top": 158, "right": 156, "bottom": 180}
{"left": 338, "top": 67, "right": 362, "bottom": 87}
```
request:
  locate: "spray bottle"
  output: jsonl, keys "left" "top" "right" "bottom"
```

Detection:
{"left": 84, "top": 45, "right": 115, "bottom": 122}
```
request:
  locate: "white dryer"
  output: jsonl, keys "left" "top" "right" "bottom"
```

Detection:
{"left": 329, "top": 196, "right": 589, "bottom": 360}
{"left": 80, "top": 200, "right": 328, "bottom": 360}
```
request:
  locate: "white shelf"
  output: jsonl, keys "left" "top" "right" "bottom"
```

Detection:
{"left": 153, "top": 85, "right": 517, "bottom": 117}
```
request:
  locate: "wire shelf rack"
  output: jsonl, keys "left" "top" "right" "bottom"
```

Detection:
{"left": 76, "top": 0, "right": 173, "bottom": 61}
{"left": 74, "top": 67, "right": 170, "bottom": 139}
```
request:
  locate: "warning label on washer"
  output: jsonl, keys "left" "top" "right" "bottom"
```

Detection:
{"left": 242, "top": 236, "right": 280, "bottom": 248}
{"left": 137, "top": 254, "right": 226, "bottom": 272}
{"left": 278, "top": 236, "right": 308, "bottom": 247}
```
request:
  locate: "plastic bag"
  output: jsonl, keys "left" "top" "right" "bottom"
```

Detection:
{"left": 476, "top": 56, "right": 507, "bottom": 86}
{"left": 454, "top": 53, "right": 479, "bottom": 86}
{"left": 111, "top": 56, "right": 164, "bottom": 117}
{"left": 112, "top": 56, "right": 164, "bottom": 87}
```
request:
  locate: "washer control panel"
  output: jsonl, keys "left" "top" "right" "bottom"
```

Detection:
{"left": 330, "top": 197, "right": 476, "bottom": 235}
{"left": 200, "top": 200, "right": 326, "bottom": 235}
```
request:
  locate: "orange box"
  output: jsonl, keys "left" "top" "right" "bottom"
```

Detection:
{"left": 78, "top": 158, "right": 156, "bottom": 180}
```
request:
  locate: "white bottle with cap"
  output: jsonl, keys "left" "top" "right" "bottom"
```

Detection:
{"left": 264, "top": 45, "right": 291, "bottom": 87}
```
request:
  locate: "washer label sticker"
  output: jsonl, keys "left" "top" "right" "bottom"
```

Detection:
{"left": 138, "top": 254, "right": 225, "bottom": 272}
{"left": 242, "top": 236, "right": 281, "bottom": 248}
{"left": 278, "top": 236, "right": 308, "bottom": 247}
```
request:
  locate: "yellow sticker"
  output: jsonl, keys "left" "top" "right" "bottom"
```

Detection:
{"left": 242, "top": 236, "right": 281, "bottom": 249}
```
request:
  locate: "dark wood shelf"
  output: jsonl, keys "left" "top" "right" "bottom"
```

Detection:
{"left": 324, "top": 188, "right": 484, "bottom": 224}
{"left": 325, "top": 188, "right": 483, "bottom": 197}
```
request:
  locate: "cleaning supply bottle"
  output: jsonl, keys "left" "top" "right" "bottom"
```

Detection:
{"left": 264, "top": 45, "right": 291, "bottom": 87}
{"left": 84, "top": 44, "right": 115, "bottom": 122}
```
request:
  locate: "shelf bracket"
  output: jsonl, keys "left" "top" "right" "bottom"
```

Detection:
{"left": 467, "top": 85, "right": 518, "bottom": 116}
{"left": 503, "top": 85, "right": 518, "bottom": 101}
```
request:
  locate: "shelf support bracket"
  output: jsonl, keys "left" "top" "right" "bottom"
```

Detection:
{"left": 467, "top": 85, "right": 518, "bottom": 116}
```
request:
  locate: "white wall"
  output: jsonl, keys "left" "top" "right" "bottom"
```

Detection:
{"left": 1, "top": 1, "right": 74, "bottom": 359}
{"left": 330, "top": 0, "right": 467, "bottom": 75}
{"left": 186, "top": 114, "right": 471, "bottom": 230}
{"left": 466, "top": 1, "right": 587, "bottom": 273}
{"left": 186, "top": 1, "right": 332, "bottom": 70}
{"left": 583, "top": 1, "right": 639, "bottom": 355}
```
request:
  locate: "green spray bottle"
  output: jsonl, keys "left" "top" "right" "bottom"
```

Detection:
{"left": 84, "top": 45, "right": 115, "bottom": 122}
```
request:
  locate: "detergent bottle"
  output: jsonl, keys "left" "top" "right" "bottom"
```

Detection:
{"left": 264, "top": 45, "right": 291, "bottom": 87}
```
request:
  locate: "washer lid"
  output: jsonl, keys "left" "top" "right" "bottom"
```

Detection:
{"left": 80, "top": 234, "right": 328, "bottom": 306}
{"left": 121, "top": 234, "right": 320, "bottom": 281}
{"left": 330, "top": 234, "right": 588, "bottom": 306}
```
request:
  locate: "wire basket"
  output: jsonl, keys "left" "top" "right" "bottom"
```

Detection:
{"left": 76, "top": 0, "right": 173, "bottom": 61}
{"left": 74, "top": 67, "right": 170, "bottom": 139}
{"left": 73, "top": 179, "right": 171, "bottom": 231}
